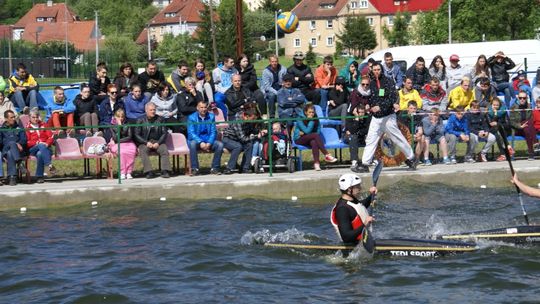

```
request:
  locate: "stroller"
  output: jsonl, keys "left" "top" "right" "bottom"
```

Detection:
{"left": 253, "top": 123, "right": 296, "bottom": 173}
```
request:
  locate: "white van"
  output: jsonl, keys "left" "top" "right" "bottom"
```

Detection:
{"left": 361, "top": 39, "right": 540, "bottom": 77}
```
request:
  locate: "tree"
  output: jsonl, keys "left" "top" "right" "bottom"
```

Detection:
{"left": 154, "top": 33, "right": 201, "bottom": 65}
{"left": 335, "top": 16, "right": 377, "bottom": 58}
{"left": 305, "top": 43, "right": 316, "bottom": 66}
{"left": 382, "top": 11, "right": 411, "bottom": 47}
{"left": 410, "top": 11, "right": 447, "bottom": 45}
{"left": 0, "top": 0, "right": 33, "bottom": 25}
{"left": 104, "top": 34, "right": 141, "bottom": 64}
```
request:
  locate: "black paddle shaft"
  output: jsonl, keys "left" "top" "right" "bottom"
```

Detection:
{"left": 498, "top": 124, "right": 530, "bottom": 225}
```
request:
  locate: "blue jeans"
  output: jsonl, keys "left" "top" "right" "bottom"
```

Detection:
{"left": 319, "top": 89, "right": 329, "bottom": 114}
{"left": 3, "top": 142, "right": 23, "bottom": 176}
{"left": 189, "top": 140, "right": 224, "bottom": 170}
{"left": 494, "top": 82, "right": 515, "bottom": 108}
{"left": 222, "top": 137, "right": 253, "bottom": 171}
{"left": 29, "top": 144, "right": 52, "bottom": 177}
{"left": 0, "top": 151, "right": 3, "bottom": 176}
{"left": 251, "top": 140, "right": 262, "bottom": 158}
{"left": 264, "top": 91, "right": 277, "bottom": 118}
{"left": 12, "top": 89, "right": 38, "bottom": 112}
{"left": 214, "top": 92, "right": 228, "bottom": 118}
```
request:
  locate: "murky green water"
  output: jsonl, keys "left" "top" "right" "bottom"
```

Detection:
{"left": 0, "top": 183, "right": 539, "bottom": 303}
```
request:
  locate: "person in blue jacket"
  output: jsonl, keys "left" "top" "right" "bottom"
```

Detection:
{"left": 293, "top": 104, "right": 337, "bottom": 171}
{"left": 444, "top": 105, "right": 474, "bottom": 164}
{"left": 45, "top": 86, "right": 76, "bottom": 137}
{"left": 123, "top": 84, "right": 149, "bottom": 123}
{"left": 1, "top": 109, "right": 27, "bottom": 185}
{"left": 187, "top": 100, "right": 224, "bottom": 175}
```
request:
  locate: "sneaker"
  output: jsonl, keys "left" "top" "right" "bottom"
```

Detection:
{"left": 528, "top": 155, "right": 535, "bottom": 161}
{"left": 36, "top": 177, "right": 44, "bottom": 184}
{"left": 324, "top": 154, "right": 338, "bottom": 163}
{"left": 259, "top": 167, "right": 265, "bottom": 173}
{"left": 423, "top": 159, "right": 432, "bottom": 166}
{"left": 210, "top": 168, "right": 221, "bottom": 175}
{"left": 145, "top": 172, "right": 156, "bottom": 179}
{"left": 443, "top": 157, "right": 451, "bottom": 165}
{"left": 314, "top": 163, "right": 321, "bottom": 171}
{"left": 161, "top": 171, "right": 170, "bottom": 178}
{"left": 8, "top": 176, "right": 17, "bottom": 186}
{"left": 450, "top": 157, "right": 457, "bottom": 164}
{"left": 351, "top": 163, "right": 369, "bottom": 173}
{"left": 126, "top": 173, "right": 133, "bottom": 179}
{"left": 95, "top": 131, "right": 104, "bottom": 137}
{"left": 479, "top": 153, "right": 488, "bottom": 162}
{"left": 350, "top": 160, "right": 358, "bottom": 169}
{"left": 464, "top": 156, "right": 476, "bottom": 163}
{"left": 251, "top": 156, "right": 259, "bottom": 166}
{"left": 404, "top": 157, "right": 418, "bottom": 170}
{"left": 223, "top": 168, "right": 233, "bottom": 175}
{"left": 48, "top": 164, "right": 57, "bottom": 176}
{"left": 120, "top": 174, "right": 126, "bottom": 180}
{"left": 190, "top": 168, "right": 200, "bottom": 176}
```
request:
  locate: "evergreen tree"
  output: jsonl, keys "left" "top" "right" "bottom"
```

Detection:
{"left": 305, "top": 44, "right": 316, "bottom": 66}
{"left": 382, "top": 11, "right": 410, "bottom": 47}
{"left": 335, "top": 16, "right": 377, "bottom": 58}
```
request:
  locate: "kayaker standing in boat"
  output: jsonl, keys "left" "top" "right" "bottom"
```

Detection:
{"left": 512, "top": 174, "right": 540, "bottom": 199}
{"left": 330, "top": 173, "right": 378, "bottom": 244}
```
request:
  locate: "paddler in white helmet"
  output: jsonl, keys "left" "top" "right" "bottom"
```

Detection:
{"left": 330, "top": 173, "right": 378, "bottom": 244}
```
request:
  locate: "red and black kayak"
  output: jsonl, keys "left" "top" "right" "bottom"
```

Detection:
{"left": 264, "top": 238, "right": 478, "bottom": 257}
{"left": 436, "top": 225, "right": 540, "bottom": 244}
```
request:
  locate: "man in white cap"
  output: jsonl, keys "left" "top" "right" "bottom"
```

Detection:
{"left": 446, "top": 54, "right": 469, "bottom": 92}
{"left": 330, "top": 173, "right": 377, "bottom": 244}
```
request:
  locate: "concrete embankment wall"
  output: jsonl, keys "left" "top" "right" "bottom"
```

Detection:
{"left": 0, "top": 161, "right": 538, "bottom": 211}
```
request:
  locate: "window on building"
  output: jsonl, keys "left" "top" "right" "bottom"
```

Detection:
{"left": 310, "top": 20, "right": 316, "bottom": 29}
{"left": 327, "top": 36, "right": 334, "bottom": 46}
{"left": 294, "top": 38, "right": 301, "bottom": 47}
{"left": 367, "top": 17, "right": 374, "bottom": 26}
{"left": 394, "top": 0, "right": 400, "bottom": 5}
{"left": 360, "top": 0, "right": 368, "bottom": 8}
{"left": 351, "top": 1, "right": 358, "bottom": 9}
{"left": 36, "top": 17, "right": 44, "bottom": 22}
{"left": 387, "top": 16, "right": 394, "bottom": 26}
{"left": 165, "top": 12, "right": 176, "bottom": 18}
{"left": 310, "top": 38, "right": 317, "bottom": 46}
{"left": 327, "top": 19, "right": 333, "bottom": 29}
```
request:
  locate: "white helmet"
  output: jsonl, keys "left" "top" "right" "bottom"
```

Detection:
{"left": 338, "top": 173, "right": 362, "bottom": 191}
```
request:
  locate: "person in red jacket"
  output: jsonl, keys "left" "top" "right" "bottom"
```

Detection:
{"left": 532, "top": 98, "right": 540, "bottom": 132}
{"left": 26, "top": 108, "right": 56, "bottom": 183}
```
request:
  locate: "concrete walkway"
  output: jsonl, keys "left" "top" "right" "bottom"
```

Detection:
{"left": 1, "top": 159, "right": 539, "bottom": 211}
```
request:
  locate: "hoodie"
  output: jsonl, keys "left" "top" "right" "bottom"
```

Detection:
{"left": 236, "top": 63, "right": 259, "bottom": 91}
{"left": 212, "top": 63, "right": 238, "bottom": 94}
{"left": 261, "top": 64, "right": 287, "bottom": 95}
{"left": 167, "top": 69, "right": 189, "bottom": 93}
{"left": 45, "top": 95, "right": 76, "bottom": 121}
{"left": 150, "top": 92, "right": 178, "bottom": 118}
{"left": 8, "top": 72, "right": 39, "bottom": 96}
{"left": 124, "top": 92, "right": 149, "bottom": 120}
{"left": 339, "top": 59, "right": 360, "bottom": 91}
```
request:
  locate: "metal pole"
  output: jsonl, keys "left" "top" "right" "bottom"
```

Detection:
{"left": 147, "top": 24, "right": 151, "bottom": 60}
{"left": 95, "top": 10, "right": 99, "bottom": 65}
{"left": 448, "top": 0, "right": 452, "bottom": 44}
{"left": 65, "top": 0, "right": 69, "bottom": 79}
{"left": 275, "top": 10, "right": 278, "bottom": 56}
{"left": 209, "top": 0, "right": 218, "bottom": 66}
{"left": 8, "top": 26, "right": 13, "bottom": 73}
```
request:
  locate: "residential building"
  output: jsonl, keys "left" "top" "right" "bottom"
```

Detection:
{"left": 244, "top": 0, "right": 265, "bottom": 11}
{"left": 153, "top": 0, "right": 174, "bottom": 9}
{"left": 284, "top": 0, "right": 443, "bottom": 56}
{"left": 137, "top": 0, "right": 204, "bottom": 45}
{"left": 11, "top": 0, "right": 100, "bottom": 51}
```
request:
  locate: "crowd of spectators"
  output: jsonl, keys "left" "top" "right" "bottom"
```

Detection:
{"left": 0, "top": 50, "right": 539, "bottom": 185}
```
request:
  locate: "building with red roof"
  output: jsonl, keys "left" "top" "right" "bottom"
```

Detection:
{"left": 11, "top": 0, "right": 101, "bottom": 52}
{"left": 284, "top": 0, "right": 443, "bottom": 56}
{"left": 137, "top": 0, "right": 204, "bottom": 45}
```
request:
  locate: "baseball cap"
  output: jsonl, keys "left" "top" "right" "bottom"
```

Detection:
{"left": 449, "top": 54, "right": 460, "bottom": 62}
{"left": 293, "top": 51, "right": 305, "bottom": 60}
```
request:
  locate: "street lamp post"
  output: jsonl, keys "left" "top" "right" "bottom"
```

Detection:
{"left": 274, "top": 9, "right": 282, "bottom": 56}
{"left": 448, "top": 0, "right": 452, "bottom": 44}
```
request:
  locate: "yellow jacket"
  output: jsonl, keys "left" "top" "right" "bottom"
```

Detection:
{"left": 399, "top": 89, "right": 422, "bottom": 110}
{"left": 8, "top": 73, "right": 38, "bottom": 95}
{"left": 448, "top": 86, "right": 474, "bottom": 110}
